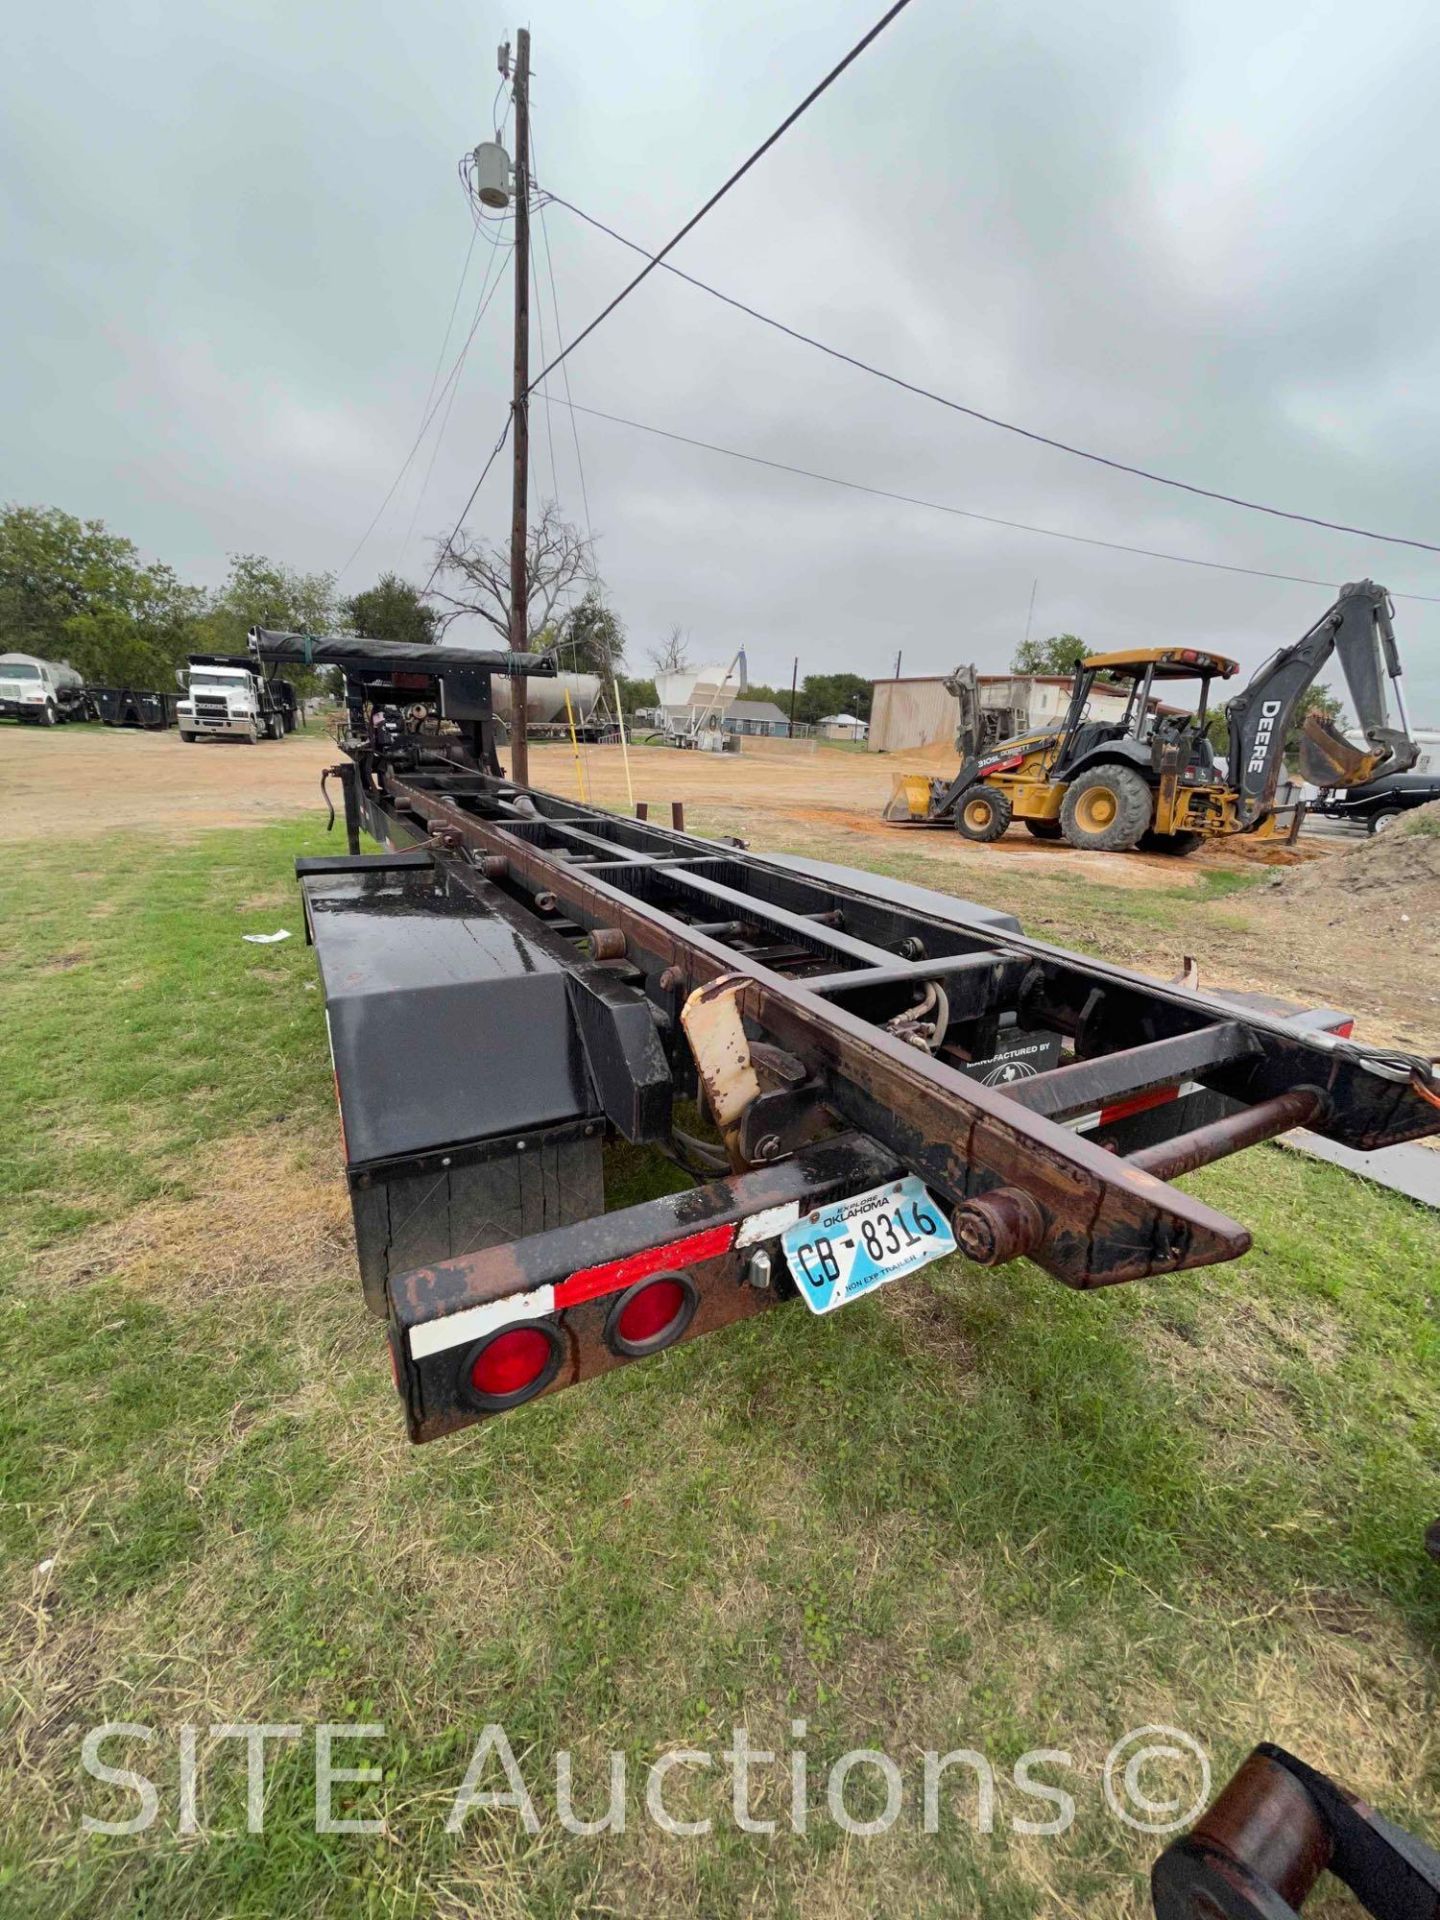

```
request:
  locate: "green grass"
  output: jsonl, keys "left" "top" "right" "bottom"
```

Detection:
{"left": 2, "top": 817, "right": 1439, "bottom": 1917}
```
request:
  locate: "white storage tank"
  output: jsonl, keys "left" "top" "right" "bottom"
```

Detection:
{"left": 491, "top": 672, "right": 602, "bottom": 727}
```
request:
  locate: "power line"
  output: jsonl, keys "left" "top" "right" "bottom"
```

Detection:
{"left": 530, "top": 224, "right": 559, "bottom": 503}
{"left": 531, "top": 122, "right": 596, "bottom": 557}
{"left": 422, "top": 415, "right": 512, "bottom": 595}
{"left": 545, "top": 192, "right": 1440, "bottom": 560}
{"left": 395, "top": 219, "right": 516, "bottom": 571}
{"left": 416, "top": 222, "right": 481, "bottom": 445}
{"left": 528, "top": 390, "right": 1440, "bottom": 604}
{"left": 539, "top": 196, "right": 596, "bottom": 552}
{"left": 337, "top": 234, "right": 513, "bottom": 583}
{"left": 525, "top": 0, "right": 919, "bottom": 394}
{"left": 397, "top": 324, "right": 481, "bottom": 571}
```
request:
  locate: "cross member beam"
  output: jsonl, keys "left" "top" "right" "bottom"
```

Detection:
{"left": 384, "top": 772, "right": 1255, "bottom": 1287}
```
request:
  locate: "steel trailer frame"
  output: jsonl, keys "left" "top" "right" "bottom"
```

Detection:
{"left": 253, "top": 632, "right": 1440, "bottom": 1444}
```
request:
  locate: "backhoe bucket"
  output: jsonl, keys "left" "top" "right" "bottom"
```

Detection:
{"left": 1296, "top": 710, "right": 1390, "bottom": 790}
{"left": 884, "top": 773, "right": 936, "bottom": 824}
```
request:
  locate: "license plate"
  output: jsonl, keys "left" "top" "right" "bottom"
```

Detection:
{"left": 782, "top": 1176, "right": 956, "bottom": 1315}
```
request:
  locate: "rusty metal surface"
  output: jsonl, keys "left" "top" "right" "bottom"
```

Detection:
{"left": 681, "top": 976, "right": 763, "bottom": 1168}
{"left": 1129, "top": 1089, "right": 1327, "bottom": 1182}
{"left": 1152, "top": 1743, "right": 1440, "bottom": 1920}
{"left": 392, "top": 1134, "right": 899, "bottom": 1442}
{"left": 372, "top": 765, "right": 1438, "bottom": 1288}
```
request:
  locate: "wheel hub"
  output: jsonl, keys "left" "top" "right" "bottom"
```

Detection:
{"left": 1076, "top": 788, "right": 1117, "bottom": 830}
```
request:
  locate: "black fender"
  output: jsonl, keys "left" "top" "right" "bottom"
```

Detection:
{"left": 1060, "top": 741, "right": 1156, "bottom": 784}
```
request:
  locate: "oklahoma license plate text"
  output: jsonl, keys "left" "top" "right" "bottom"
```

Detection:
{"left": 782, "top": 1176, "right": 957, "bottom": 1315}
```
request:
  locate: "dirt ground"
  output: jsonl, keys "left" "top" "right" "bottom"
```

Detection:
{"left": 5, "top": 722, "right": 1435, "bottom": 1053}
{"left": 0, "top": 719, "right": 340, "bottom": 834}
{"left": 0, "top": 724, "right": 1329, "bottom": 868}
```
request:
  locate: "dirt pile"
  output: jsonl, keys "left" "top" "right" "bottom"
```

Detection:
{"left": 1267, "top": 800, "right": 1440, "bottom": 938}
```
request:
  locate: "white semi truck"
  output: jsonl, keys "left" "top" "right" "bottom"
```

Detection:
{"left": 177, "top": 655, "right": 297, "bottom": 743}
{"left": 0, "top": 652, "right": 88, "bottom": 725}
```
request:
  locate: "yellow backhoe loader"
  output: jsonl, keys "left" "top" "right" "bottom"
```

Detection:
{"left": 883, "top": 581, "right": 1417, "bottom": 854}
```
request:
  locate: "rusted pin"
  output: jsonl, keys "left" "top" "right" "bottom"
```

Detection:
{"left": 1152, "top": 1749, "right": 1331, "bottom": 1920}
{"left": 479, "top": 854, "right": 509, "bottom": 881}
{"left": 953, "top": 1186, "right": 1044, "bottom": 1266}
{"left": 534, "top": 891, "right": 558, "bottom": 913}
{"left": 588, "top": 927, "right": 628, "bottom": 961}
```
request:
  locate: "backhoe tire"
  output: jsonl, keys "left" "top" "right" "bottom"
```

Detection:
{"left": 1139, "top": 828, "right": 1203, "bottom": 857}
{"left": 1024, "top": 819, "right": 1063, "bottom": 840}
{"left": 954, "top": 787, "right": 1012, "bottom": 843}
{"left": 1060, "top": 765, "right": 1153, "bottom": 851}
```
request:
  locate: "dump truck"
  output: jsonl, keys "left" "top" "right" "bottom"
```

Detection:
{"left": 246, "top": 625, "right": 1440, "bottom": 1446}
{"left": 177, "top": 654, "right": 297, "bottom": 742}
{"left": 884, "top": 582, "right": 1417, "bottom": 852}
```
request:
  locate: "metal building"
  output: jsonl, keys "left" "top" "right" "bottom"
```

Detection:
{"left": 869, "top": 673, "right": 1145, "bottom": 753}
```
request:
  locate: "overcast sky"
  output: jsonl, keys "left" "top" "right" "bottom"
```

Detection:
{"left": 4, "top": 0, "right": 1439, "bottom": 716}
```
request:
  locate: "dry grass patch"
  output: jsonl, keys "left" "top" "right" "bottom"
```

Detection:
{"left": 29, "top": 1121, "right": 351, "bottom": 1301}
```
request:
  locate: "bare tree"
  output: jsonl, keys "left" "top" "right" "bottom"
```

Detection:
{"left": 429, "top": 500, "right": 594, "bottom": 645}
{"left": 649, "top": 625, "right": 692, "bottom": 676}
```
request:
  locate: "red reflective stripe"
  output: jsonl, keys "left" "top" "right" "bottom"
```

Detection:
{"left": 557, "top": 1224, "right": 737, "bottom": 1308}
{"left": 1099, "top": 1084, "right": 1178, "bottom": 1126}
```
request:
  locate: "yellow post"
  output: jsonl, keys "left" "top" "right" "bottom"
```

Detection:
{"left": 611, "top": 675, "right": 635, "bottom": 811}
{"left": 563, "top": 685, "right": 588, "bottom": 803}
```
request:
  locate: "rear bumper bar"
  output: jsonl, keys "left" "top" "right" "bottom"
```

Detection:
{"left": 390, "top": 1134, "right": 898, "bottom": 1443}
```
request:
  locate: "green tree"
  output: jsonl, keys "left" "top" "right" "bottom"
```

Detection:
{"left": 198, "top": 554, "right": 337, "bottom": 699}
{"left": 199, "top": 553, "right": 335, "bottom": 652}
{"left": 1202, "top": 682, "right": 1344, "bottom": 770}
{"left": 615, "top": 674, "right": 658, "bottom": 715}
{"left": 0, "top": 503, "right": 202, "bottom": 687}
{"left": 1011, "top": 633, "right": 1087, "bottom": 675}
{"left": 1287, "top": 682, "right": 1342, "bottom": 760}
{"left": 342, "top": 573, "right": 439, "bottom": 647}
{"left": 795, "top": 672, "right": 872, "bottom": 726}
{"left": 557, "top": 588, "right": 625, "bottom": 679}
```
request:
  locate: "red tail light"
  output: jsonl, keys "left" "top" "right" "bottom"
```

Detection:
{"left": 605, "top": 1273, "right": 698, "bottom": 1358}
{"left": 462, "top": 1321, "right": 562, "bottom": 1410}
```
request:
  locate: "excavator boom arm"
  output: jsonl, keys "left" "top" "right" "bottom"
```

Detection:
{"left": 1225, "top": 580, "right": 1417, "bottom": 822}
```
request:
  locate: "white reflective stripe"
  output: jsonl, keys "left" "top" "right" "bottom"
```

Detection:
{"left": 408, "top": 1283, "right": 556, "bottom": 1361}
{"left": 735, "top": 1201, "right": 801, "bottom": 1247}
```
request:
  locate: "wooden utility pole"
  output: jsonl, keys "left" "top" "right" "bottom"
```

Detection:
{"left": 788, "top": 656, "right": 799, "bottom": 737}
{"left": 507, "top": 27, "right": 532, "bottom": 787}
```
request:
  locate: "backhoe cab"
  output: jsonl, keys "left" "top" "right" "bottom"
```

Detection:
{"left": 884, "top": 581, "right": 1416, "bottom": 856}
{"left": 943, "top": 646, "right": 1244, "bottom": 855}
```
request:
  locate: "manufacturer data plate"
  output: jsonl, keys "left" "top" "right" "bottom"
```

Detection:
{"left": 782, "top": 1175, "right": 957, "bottom": 1315}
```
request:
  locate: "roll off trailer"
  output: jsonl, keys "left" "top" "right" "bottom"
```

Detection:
{"left": 248, "top": 628, "right": 1440, "bottom": 1447}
